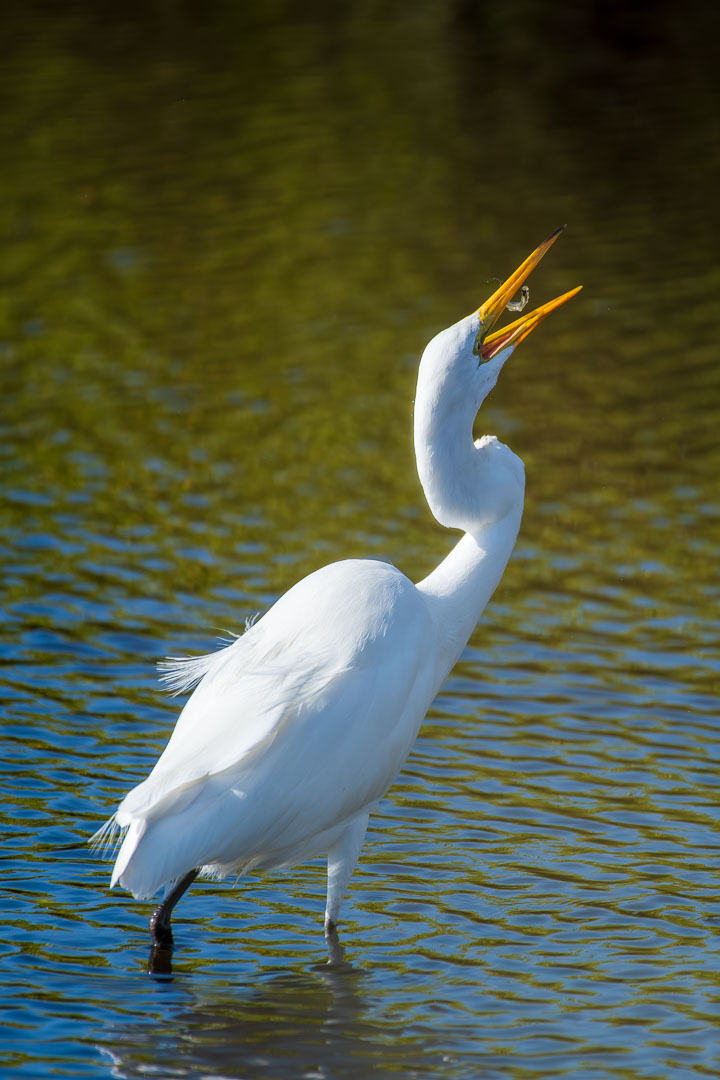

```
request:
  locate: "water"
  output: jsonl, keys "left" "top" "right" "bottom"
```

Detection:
{"left": 2, "top": 2, "right": 719, "bottom": 1077}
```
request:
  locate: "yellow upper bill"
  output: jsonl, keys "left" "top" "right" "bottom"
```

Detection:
{"left": 475, "top": 227, "right": 582, "bottom": 360}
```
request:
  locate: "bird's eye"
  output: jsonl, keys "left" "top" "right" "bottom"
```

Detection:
{"left": 473, "top": 327, "right": 490, "bottom": 364}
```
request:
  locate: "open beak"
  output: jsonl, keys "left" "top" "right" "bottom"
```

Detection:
{"left": 476, "top": 226, "right": 582, "bottom": 361}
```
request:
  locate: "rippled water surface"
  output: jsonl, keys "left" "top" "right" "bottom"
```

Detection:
{"left": 2, "top": 3, "right": 719, "bottom": 1078}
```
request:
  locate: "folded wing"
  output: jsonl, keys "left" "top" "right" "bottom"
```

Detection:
{"left": 105, "top": 559, "right": 436, "bottom": 897}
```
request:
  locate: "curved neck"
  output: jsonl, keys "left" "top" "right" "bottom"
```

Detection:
{"left": 414, "top": 385, "right": 482, "bottom": 535}
{"left": 412, "top": 329, "right": 525, "bottom": 691}
{"left": 415, "top": 506, "right": 522, "bottom": 693}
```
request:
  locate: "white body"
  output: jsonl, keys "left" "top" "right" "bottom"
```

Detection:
{"left": 102, "top": 316, "right": 525, "bottom": 928}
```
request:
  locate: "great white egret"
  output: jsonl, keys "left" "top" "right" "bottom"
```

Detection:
{"left": 94, "top": 228, "right": 581, "bottom": 951}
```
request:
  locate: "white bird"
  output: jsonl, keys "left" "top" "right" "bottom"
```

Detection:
{"left": 94, "top": 227, "right": 581, "bottom": 951}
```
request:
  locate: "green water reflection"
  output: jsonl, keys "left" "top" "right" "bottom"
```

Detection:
{"left": 1, "top": 2, "right": 719, "bottom": 1078}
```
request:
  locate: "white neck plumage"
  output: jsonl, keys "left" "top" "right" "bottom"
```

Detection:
{"left": 416, "top": 514, "right": 523, "bottom": 693}
{"left": 412, "top": 339, "right": 525, "bottom": 692}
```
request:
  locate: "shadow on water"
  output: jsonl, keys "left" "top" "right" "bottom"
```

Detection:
{"left": 103, "top": 945, "right": 442, "bottom": 1080}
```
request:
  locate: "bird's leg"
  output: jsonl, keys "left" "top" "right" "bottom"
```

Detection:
{"left": 149, "top": 868, "right": 199, "bottom": 948}
{"left": 324, "top": 811, "right": 370, "bottom": 933}
{"left": 324, "top": 922, "right": 346, "bottom": 966}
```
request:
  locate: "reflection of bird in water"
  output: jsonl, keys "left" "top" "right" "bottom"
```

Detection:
{"left": 94, "top": 228, "right": 580, "bottom": 953}
{"left": 100, "top": 955, "right": 421, "bottom": 1079}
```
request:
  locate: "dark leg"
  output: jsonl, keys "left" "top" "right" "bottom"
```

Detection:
{"left": 149, "top": 869, "right": 199, "bottom": 948}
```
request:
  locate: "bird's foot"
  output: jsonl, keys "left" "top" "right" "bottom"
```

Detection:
{"left": 323, "top": 919, "right": 346, "bottom": 966}
{"left": 148, "top": 943, "right": 173, "bottom": 976}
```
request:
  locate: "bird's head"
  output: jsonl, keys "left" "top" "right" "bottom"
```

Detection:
{"left": 418, "top": 225, "right": 582, "bottom": 423}
{"left": 414, "top": 227, "right": 581, "bottom": 534}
